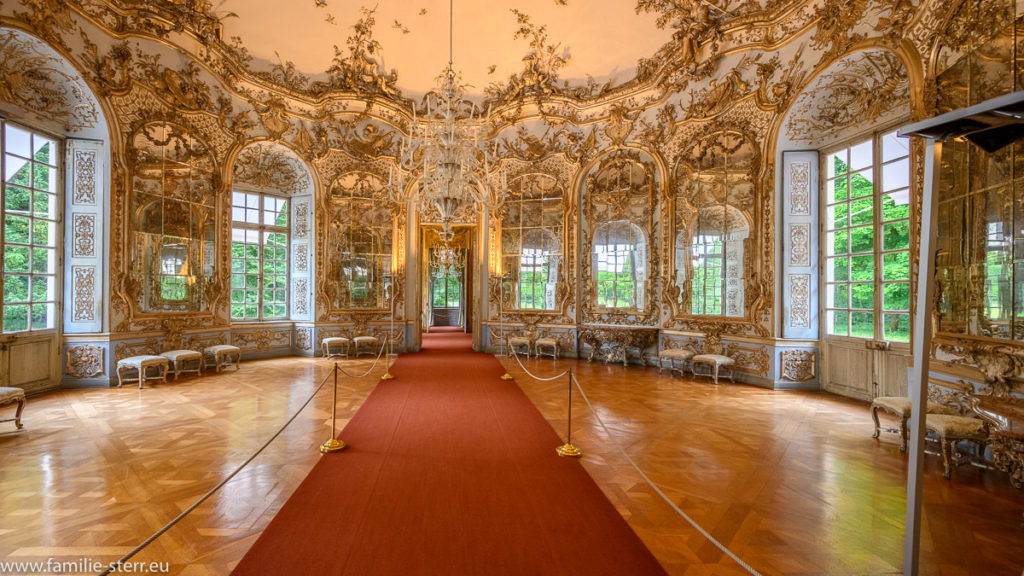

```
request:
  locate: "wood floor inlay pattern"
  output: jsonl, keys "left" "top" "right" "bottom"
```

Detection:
{"left": 0, "top": 355, "right": 1021, "bottom": 575}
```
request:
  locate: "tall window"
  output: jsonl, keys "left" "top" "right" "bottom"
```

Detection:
{"left": 593, "top": 220, "right": 646, "bottom": 309}
{"left": 2, "top": 122, "right": 58, "bottom": 332}
{"left": 231, "top": 191, "right": 289, "bottom": 320}
{"left": 824, "top": 130, "right": 911, "bottom": 341}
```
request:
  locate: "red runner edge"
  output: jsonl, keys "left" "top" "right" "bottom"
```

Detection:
{"left": 231, "top": 332, "right": 667, "bottom": 576}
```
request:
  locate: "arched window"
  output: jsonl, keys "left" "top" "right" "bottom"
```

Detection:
{"left": 592, "top": 220, "right": 646, "bottom": 309}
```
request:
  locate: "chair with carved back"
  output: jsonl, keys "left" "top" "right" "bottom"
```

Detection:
{"left": 690, "top": 331, "right": 734, "bottom": 385}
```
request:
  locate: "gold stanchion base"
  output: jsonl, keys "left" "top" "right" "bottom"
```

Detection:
{"left": 319, "top": 438, "right": 347, "bottom": 453}
{"left": 556, "top": 443, "right": 582, "bottom": 458}
{"left": 381, "top": 371, "right": 395, "bottom": 380}
{"left": 500, "top": 372, "right": 514, "bottom": 380}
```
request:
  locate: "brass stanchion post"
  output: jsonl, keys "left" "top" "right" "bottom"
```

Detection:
{"left": 498, "top": 272, "right": 513, "bottom": 380}
{"left": 382, "top": 280, "right": 395, "bottom": 380}
{"left": 556, "top": 368, "right": 582, "bottom": 458}
{"left": 320, "top": 363, "right": 347, "bottom": 454}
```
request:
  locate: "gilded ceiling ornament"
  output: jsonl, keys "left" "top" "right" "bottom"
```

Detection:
{"left": 809, "top": 0, "right": 869, "bottom": 60}
{"left": 0, "top": 30, "right": 100, "bottom": 131}
{"left": 786, "top": 50, "right": 910, "bottom": 146}
{"left": 754, "top": 45, "right": 808, "bottom": 111}
{"left": 603, "top": 104, "right": 637, "bottom": 146}
{"left": 14, "top": 0, "right": 76, "bottom": 48}
{"left": 313, "top": 6, "right": 399, "bottom": 97}
{"left": 686, "top": 66, "right": 752, "bottom": 120}
{"left": 254, "top": 95, "right": 292, "bottom": 140}
{"left": 484, "top": 10, "right": 569, "bottom": 103}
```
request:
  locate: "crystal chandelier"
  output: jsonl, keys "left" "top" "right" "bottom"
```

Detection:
{"left": 390, "top": 0, "right": 503, "bottom": 240}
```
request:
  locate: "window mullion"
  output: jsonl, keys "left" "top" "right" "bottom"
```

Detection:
{"left": 874, "top": 134, "right": 883, "bottom": 341}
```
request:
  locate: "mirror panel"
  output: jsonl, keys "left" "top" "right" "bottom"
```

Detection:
{"left": 328, "top": 172, "right": 393, "bottom": 310}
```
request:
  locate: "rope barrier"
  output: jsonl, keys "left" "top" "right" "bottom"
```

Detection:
{"left": 567, "top": 372, "right": 762, "bottom": 576}
{"left": 506, "top": 342, "right": 569, "bottom": 382}
{"left": 333, "top": 336, "right": 389, "bottom": 379}
{"left": 98, "top": 364, "right": 340, "bottom": 576}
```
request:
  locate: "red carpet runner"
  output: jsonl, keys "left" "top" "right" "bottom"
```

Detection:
{"left": 232, "top": 333, "right": 667, "bottom": 575}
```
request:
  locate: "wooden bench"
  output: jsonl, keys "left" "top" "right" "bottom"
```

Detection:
{"left": 117, "top": 355, "right": 170, "bottom": 388}
{"left": 0, "top": 387, "right": 25, "bottom": 429}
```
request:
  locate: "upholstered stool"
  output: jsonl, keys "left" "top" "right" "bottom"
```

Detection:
{"left": 160, "top": 350, "right": 204, "bottom": 380}
{"left": 204, "top": 345, "right": 241, "bottom": 373}
{"left": 353, "top": 336, "right": 380, "bottom": 357}
{"left": 508, "top": 336, "right": 532, "bottom": 358}
{"left": 870, "top": 396, "right": 959, "bottom": 452}
{"left": 0, "top": 387, "right": 26, "bottom": 429}
{"left": 117, "top": 355, "right": 170, "bottom": 388}
{"left": 925, "top": 414, "right": 989, "bottom": 479}
{"left": 535, "top": 337, "right": 558, "bottom": 360}
{"left": 691, "top": 353, "right": 734, "bottom": 385}
{"left": 658, "top": 348, "right": 694, "bottom": 376}
{"left": 322, "top": 337, "right": 351, "bottom": 358}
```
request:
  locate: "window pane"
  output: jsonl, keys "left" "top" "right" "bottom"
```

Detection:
{"left": 828, "top": 284, "right": 849, "bottom": 308}
{"left": 3, "top": 275, "right": 28, "bottom": 302}
{"left": 5, "top": 215, "right": 29, "bottom": 243}
{"left": 5, "top": 125, "right": 31, "bottom": 157}
{"left": 829, "top": 204, "right": 848, "bottom": 229}
{"left": 32, "top": 248, "right": 53, "bottom": 274}
{"left": 850, "top": 254, "right": 873, "bottom": 281}
{"left": 34, "top": 164, "right": 55, "bottom": 193}
{"left": 3, "top": 304, "right": 28, "bottom": 331}
{"left": 882, "top": 221, "right": 910, "bottom": 251}
{"left": 849, "top": 141, "right": 872, "bottom": 170}
{"left": 883, "top": 313, "right": 910, "bottom": 342}
{"left": 850, "top": 225, "right": 873, "bottom": 253}
{"left": 883, "top": 282, "right": 910, "bottom": 311}
{"left": 830, "top": 230, "right": 848, "bottom": 255}
{"left": 828, "top": 177, "right": 848, "bottom": 203}
{"left": 882, "top": 191, "right": 911, "bottom": 221}
{"left": 851, "top": 311, "right": 874, "bottom": 339}
{"left": 850, "top": 170, "right": 874, "bottom": 198}
{"left": 851, "top": 283, "right": 874, "bottom": 309}
{"left": 881, "top": 131, "right": 909, "bottom": 163}
{"left": 31, "top": 303, "right": 53, "bottom": 329}
{"left": 850, "top": 197, "right": 873, "bottom": 226}
{"left": 34, "top": 137, "right": 56, "bottom": 165}
{"left": 882, "top": 158, "right": 909, "bottom": 192}
{"left": 883, "top": 252, "right": 910, "bottom": 281}
{"left": 829, "top": 257, "right": 849, "bottom": 282}
{"left": 5, "top": 156, "right": 30, "bottom": 186}
{"left": 4, "top": 246, "right": 29, "bottom": 272}
{"left": 830, "top": 310, "right": 849, "bottom": 336}
{"left": 5, "top": 186, "right": 30, "bottom": 213}
{"left": 827, "top": 152, "right": 847, "bottom": 178}
{"left": 31, "top": 276, "right": 51, "bottom": 301}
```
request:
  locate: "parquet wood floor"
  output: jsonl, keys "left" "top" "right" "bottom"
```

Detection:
{"left": 0, "top": 354, "right": 1021, "bottom": 575}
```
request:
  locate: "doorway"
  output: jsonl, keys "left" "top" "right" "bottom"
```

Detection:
{"left": 421, "top": 225, "right": 474, "bottom": 333}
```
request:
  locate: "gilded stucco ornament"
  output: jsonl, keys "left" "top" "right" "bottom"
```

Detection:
{"left": 66, "top": 345, "right": 105, "bottom": 378}
{"left": 781, "top": 350, "right": 816, "bottom": 381}
{"left": 0, "top": 30, "right": 100, "bottom": 131}
{"left": 233, "top": 142, "right": 311, "bottom": 194}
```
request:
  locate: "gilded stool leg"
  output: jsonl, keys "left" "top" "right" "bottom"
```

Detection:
{"left": 14, "top": 397, "right": 24, "bottom": 429}
{"left": 940, "top": 438, "right": 954, "bottom": 479}
{"left": 899, "top": 418, "right": 908, "bottom": 453}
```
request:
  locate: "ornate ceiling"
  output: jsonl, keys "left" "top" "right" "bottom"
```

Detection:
{"left": 220, "top": 1, "right": 673, "bottom": 98}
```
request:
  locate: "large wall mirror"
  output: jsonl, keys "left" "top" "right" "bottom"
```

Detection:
{"left": 672, "top": 130, "right": 756, "bottom": 318}
{"left": 933, "top": 10, "right": 1024, "bottom": 342}
{"left": 582, "top": 152, "right": 656, "bottom": 321}
{"left": 327, "top": 171, "right": 394, "bottom": 310}
{"left": 129, "top": 122, "right": 216, "bottom": 313}
{"left": 500, "top": 173, "right": 565, "bottom": 311}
